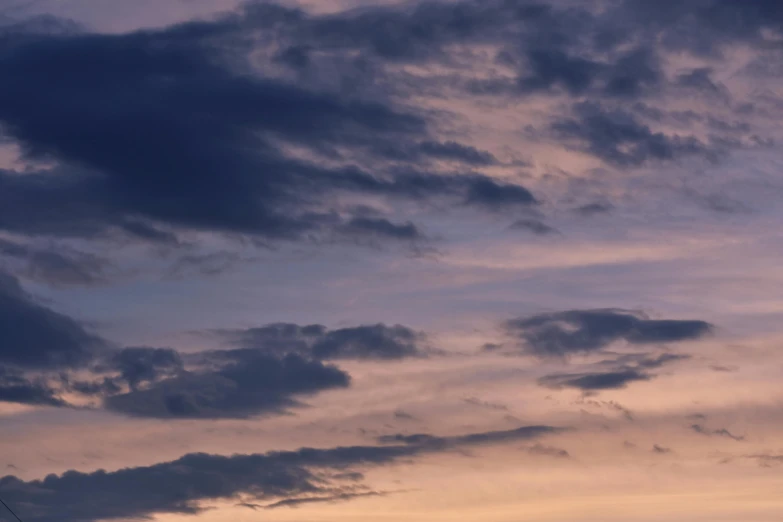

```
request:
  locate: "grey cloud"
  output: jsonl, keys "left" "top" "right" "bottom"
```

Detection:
{"left": 509, "top": 219, "right": 559, "bottom": 236}
{"left": 0, "top": 366, "right": 66, "bottom": 407}
{"left": 596, "top": 352, "right": 692, "bottom": 371}
{"left": 690, "top": 424, "right": 744, "bottom": 441}
{"left": 464, "top": 397, "right": 509, "bottom": 411}
{"left": 104, "top": 353, "right": 350, "bottom": 419}
{"left": 2, "top": 0, "right": 772, "bottom": 257}
{"left": 166, "top": 251, "right": 244, "bottom": 278}
{"left": 119, "top": 219, "right": 180, "bottom": 245}
{"left": 538, "top": 369, "right": 651, "bottom": 391}
{"left": 100, "top": 321, "right": 430, "bottom": 418}
{"left": 536, "top": 347, "right": 691, "bottom": 393}
{"left": 105, "top": 346, "right": 183, "bottom": 390}
{"left": 0, "top": 238, "right": 109, "bottom": 287}
{"left": 744, "top": 453, "right": 783, "bottom": 467}
{"left": 377, "top": 141, "right": 499, "bottom": 167}
{"left": 311, "top": 324, "right": 424, "bottom": 360}
{"left": 341, "top": 217, "right": 424, "bottom": 242}
{"left": 62, "top": 375, "right": 121, "bottom": 397}
{"left": 552, "top": 102, "right": 714, "bottom": 166}
{"left": 514, "top": 46, "right": 662, "bottom": 99}
{"left": 0, "top": 423, "right": 563, "bottom": 522}
{"left": 710, "top": 364, "right": 738, "bottom": 373}
{"left": 393, "top": 410, "right": 416, "bottom": 420}
{"left": 525, "top": 443, "right": 570, "bottom": 458}
{"left": 264, "top": 491, "right": 386, "bottom": 509}
{"left": 0, "top": 271, "right": 106, "bottom": 371}
{"left": 620, "top": 0, "right": 783, "bottom": 55}
{"left": 574, "top": 202, "right": 613, "bottom": 216}
{"left": 504, "top": 308, "right": 713, "bottom": 357}
{"left": 0, "top": 11, "right": 537, "bottom": 249}
{"left": 632, "top": 353, "right": 691, "bottom": 369}
{"left": 222, "top": 323, "right": 427, "bottom": 361}
{"left": 377, "top": 425, "right": 564, "bottom": 448}
{"left": 417, "top": 141, "right": 497, "bottom": 166}
{"left": 676, "top": 67, "right": 726, "bottom": 96}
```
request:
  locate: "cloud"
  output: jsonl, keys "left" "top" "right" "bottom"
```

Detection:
{"left": 310, "top": 324, "right": 425, "bottom": 360}
{"left": 299, "top": 0, "right": 662, "bottom": 102}
{"left": 0, "top": 12, "right": 536, "bottom": 247}
{"left": 264, "top": 491, "right": 387, "bottom": 509}
{"left": 675, "top": 67, "right": 726, "bottom": 96}
{"left": 525, "top": 443, "right": 570, "bottom": 458}
{"left": 463, "top": 397, "right": 509, "bottom": 411}
{"left": 1, "top": 0, "right": 774, "bottom": 256}
{"left": 552, "top": 102, "right": 714, "bottom": 166}
{"left": 0, "top": 423, "right": 563, "bottom": 522}
{"left": 376, "top": 141, "right": 498, "bottom": 167}
{"left": 619, "top": 0, "right": 783, "bottom": 55}
{"left": 0, "top": 271, "right": 106, "bottom": 370}
{"left": 631, "top": 353, "right": 691, "bottom": 369}
{"left": 166, "top": 251, "right": 244, "bottom": 278}
{"left": 573, "top": 202, "right": 613, "bottom": 216}
{"left": 104, "top": 353, "right": 350, "bottom": 419}
{"left": 417, "top": 141, "right": 498, "bottom": 166}
{"left": 105, "top": 346, "right": 183, "bottom": 391}
{"left": 118, "top": 219, "right": 180, "bottom": 245}
{"left": 463, "top": 177, "right": 537, "bottom": 208}
{"left": 0, "top": 238, "right": 109, "bottom": 287}
{"left": 339, "top": 217, "right": 426, "bottom": 246}
{"left": 509, "top": 219, "right": 559, "bottom": 236}
{"left": 536, "top": 345, "right": 691, "bottom": 393}
{"left": 220, "top": 323, "right": 427, "bottom": 361}
{"left": 514, "top": 46, "right": 662, "bottom": 98}
{"left": 0, "top": 311, "right": 430, "bottom": 412}
{"left": 377, "top": 425, "right": 564, "bottom": 448}
{"left": 0, "top": 366, "right": 66, "bottom": 407}
{"left": 744, "top": 453, "right": 783, "bottom": 467}
{"left": 393, "top": 410, "right": 416, "bottom": 420}
{"left": 538, "top": 369, "right": 652, "bottom": 391}
{"left": 504, "top": 308, "right": 713, "bottom": 357}
{"left": 690, "top": 424, "right": 744, "bottom": 441}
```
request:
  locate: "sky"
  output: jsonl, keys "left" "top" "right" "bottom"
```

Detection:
{"left": 0, "top": 0, "right": 782, "bottom": 521}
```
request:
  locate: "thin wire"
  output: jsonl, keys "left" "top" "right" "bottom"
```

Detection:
{"left": 0, "top": 495, "right": 24, "bottom": 522}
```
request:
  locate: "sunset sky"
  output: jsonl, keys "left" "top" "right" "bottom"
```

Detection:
{"left": 1, "top": 1, "right": 782, "bottom": 521}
